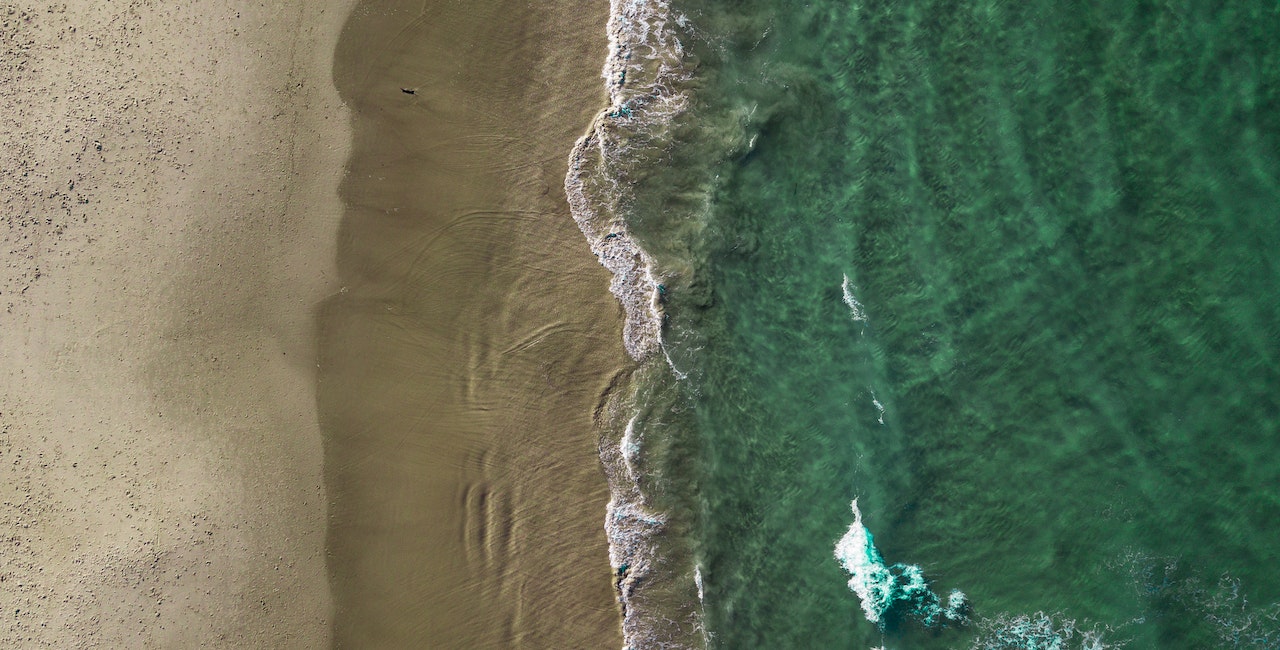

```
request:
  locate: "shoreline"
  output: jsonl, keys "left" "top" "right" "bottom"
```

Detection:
{"left": 320, "top": 0, "right": 626, "bottom": 646}
{"left": 0, "top": 1, "right": 354, "bottom": 646}
{"left": 566, "top": 0, "right": 712, "bottom": 646}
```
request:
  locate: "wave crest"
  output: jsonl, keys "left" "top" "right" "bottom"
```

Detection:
{"left": 835, "top": 500, "right": 969, "bottom": 629}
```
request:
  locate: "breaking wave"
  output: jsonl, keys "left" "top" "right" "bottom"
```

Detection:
{"left": 835, "top": 500, "right": 969, "bottom": 629}
{"left": 564, "top": 0, "right": 703, "bottom": 647}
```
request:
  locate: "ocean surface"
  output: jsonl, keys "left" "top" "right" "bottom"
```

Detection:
{"left": 571, "top": 1, "right": 1280, "bottom": 648}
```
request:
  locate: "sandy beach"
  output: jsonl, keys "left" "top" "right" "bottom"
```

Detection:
{"left": 1, "top": 1, "right": 344, "bottom": 647}
{"left": 2, "top": 0, "right": 623, "bottom": 647}
{"left": 321, "top": 0, "right": 625, "bottom": 647}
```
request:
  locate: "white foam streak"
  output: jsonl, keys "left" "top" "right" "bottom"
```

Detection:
{"left": 661, "top": 343, "right": 689, "bottom": 380}
{"left": 620, "top": 415, "right": 641, "bottom": 478}
{"left": 870, "top": 390, "right": 885, "bottom": 425}
{"left": 842, "top": 274, "right": 868, "bottom": 323}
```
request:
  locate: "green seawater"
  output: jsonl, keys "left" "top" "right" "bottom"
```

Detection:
{"left": 632, "top": 1, "right": 1280, "bottom": 648}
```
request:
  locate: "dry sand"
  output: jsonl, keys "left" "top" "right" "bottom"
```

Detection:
{"left": 0, "top": 1, "right": 353, "bottom": 647}
{"left": 4, "top": 0, "right": 627, "bottom": 648}
{"left": 320, "top": 0, "right": 626, "bottom": 648}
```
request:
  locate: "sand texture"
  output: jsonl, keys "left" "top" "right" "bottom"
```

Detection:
{"left": 320, "top": 0, "right": 626, "bottom": 647}
{"left": 0, "top": 1, "right": 352, "bottom": 647}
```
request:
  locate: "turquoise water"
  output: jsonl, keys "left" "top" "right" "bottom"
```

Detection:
{"left": 614, "top": 1, "right": 1280, "bottom": 648}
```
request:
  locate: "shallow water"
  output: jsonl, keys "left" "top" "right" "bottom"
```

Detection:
{"left": 320, "top": 1, "right": 624, "bottom": 647}
{"left": 598, "top": 1, "right": 1280, "bottom": 648}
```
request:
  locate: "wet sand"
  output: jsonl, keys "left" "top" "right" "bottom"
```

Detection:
{"left": 321, "top": 0, "right": 626, "bottom": 648}
{"left": 0, "top": 1, "right": 352, "bottom": 647}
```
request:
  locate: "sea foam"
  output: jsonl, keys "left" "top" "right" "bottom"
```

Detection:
{"left": 565, "top": 0, "right": 690, "bottom": 363}
{"left": 842, "top": 274, "right": 869, "bottom": 323}
{"left": 565, "top": 0, "right": 702, "bottom": 647}
{"left": 835, "top": 500, "right": 968, "bottom": 629}
{"left": 969, "top": 612, "right": 1112, "bottom": 650}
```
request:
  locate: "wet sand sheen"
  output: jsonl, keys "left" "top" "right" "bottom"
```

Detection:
{"left": 321, "top": 1, "right": 626, "bottom": 647}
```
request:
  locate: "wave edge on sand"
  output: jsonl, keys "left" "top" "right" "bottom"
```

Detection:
{"left": 564, "top": 0, "right": 706, "bottom": 648}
